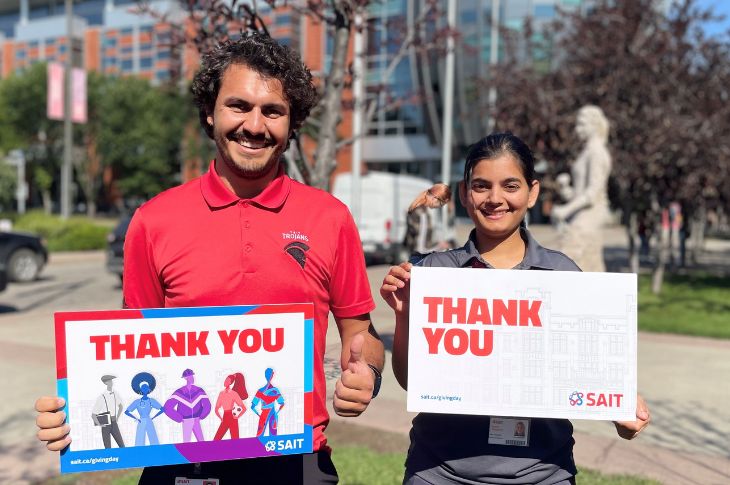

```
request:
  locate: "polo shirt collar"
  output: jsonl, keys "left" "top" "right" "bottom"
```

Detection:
{"left": 457, "top": 227, "right": 557, "bottom": 270}
{"left": 201, "top": 160, "right": 291, "bottom": 210}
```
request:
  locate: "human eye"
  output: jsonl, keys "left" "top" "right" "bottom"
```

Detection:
{"left": 264, "top": 106, "right": 287, "bottom": 119}
{"left": 470, "top": 181, "right": 488, "bottom": 193}
{"left": 504, "top": 183, "right": 521, "bottom": 192}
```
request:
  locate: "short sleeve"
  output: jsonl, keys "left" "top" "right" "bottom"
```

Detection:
{"left": 328, "top": 208, "right": 375, "bottom": 318}
{"left": 122, "top": 207, "right": 165, "bottom": 309}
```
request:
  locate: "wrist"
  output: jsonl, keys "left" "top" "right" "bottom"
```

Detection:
{"left": 367, "top": 364, "right": 382, "bottom": 398}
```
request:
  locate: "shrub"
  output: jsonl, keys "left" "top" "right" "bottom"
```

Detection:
{"left": 13, "top": 210, "right": 109, "bottom": 251}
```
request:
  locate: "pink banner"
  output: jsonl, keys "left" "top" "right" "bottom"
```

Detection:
{"left": 47, "top": 62, "right": 64, "bottom": 121}
{"left": 71, "top": 68, "right": 87, "bottom": 124}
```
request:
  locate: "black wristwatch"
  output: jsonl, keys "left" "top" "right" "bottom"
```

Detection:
{"left": 367, "top": 364, "right": 382, "bottom": 398}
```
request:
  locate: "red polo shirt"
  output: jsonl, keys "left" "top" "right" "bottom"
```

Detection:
{"left": 123, "top": 161, "right": 375, "bottom": 451}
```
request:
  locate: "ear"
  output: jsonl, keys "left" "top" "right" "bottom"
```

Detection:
{"left": 458, "top": 181, "right": 468, "bottom": 208}
{"left": 206, "top": 113, "right": 214, "bottom": 126}
{"left": 527, "top": 180, "right": 540, "bottom": 209}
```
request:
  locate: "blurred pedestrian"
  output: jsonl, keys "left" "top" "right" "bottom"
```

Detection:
{"left": 403, "top": 183, "right": 453, "bottom": 264}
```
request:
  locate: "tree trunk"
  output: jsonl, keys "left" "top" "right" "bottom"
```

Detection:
{"left": 651, "top": 208, "right": 670, "bottom": 295}
{"left": 312, "top": 1, "right": 353, "bottom": 190}
{"left": 627, "top": 212, "right": 640, "bottom": 274}
{"left": 689, "top": 204, "right": 706, "bottom": 265}
{"left": 42, "top": 191, "right": 52, "bottom": 214}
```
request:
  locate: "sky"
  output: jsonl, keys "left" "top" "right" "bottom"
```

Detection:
{"left": 696, "top": 0, "right": 730, "bottom": 36}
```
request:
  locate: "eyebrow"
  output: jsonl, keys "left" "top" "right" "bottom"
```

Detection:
{"left": 471, "top": 176, "right": 524, "bottom": 184}
{"left": 222, "top": 96, "right": 289, "bottom": 112}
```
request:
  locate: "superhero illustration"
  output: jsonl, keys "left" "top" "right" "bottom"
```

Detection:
{"left": 251, "top": 367, "right": 285, "bottom": 437}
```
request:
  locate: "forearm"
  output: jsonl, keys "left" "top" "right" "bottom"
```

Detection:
{"left": 391, "top": 312, "right": 410, "bottom": 390}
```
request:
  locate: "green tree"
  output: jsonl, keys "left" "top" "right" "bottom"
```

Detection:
{"left": 486, "top": 0, "right": 730, "bottom": 292}
{"left": 0, "top": 62, "right": 63, "bottom": 213}
{"left": 95, "top": 75, "right": 186, "bottom": 201}
{"left": 0, "top": 161, "right": 17, "bottom": 210}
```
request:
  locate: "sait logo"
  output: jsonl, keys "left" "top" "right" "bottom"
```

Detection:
{"left": 569, "top": 391, "right": 584, "bottom": 406}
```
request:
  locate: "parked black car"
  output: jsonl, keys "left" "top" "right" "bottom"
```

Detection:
{"left": 0, "top": 231, "right": 49, "bottom": 282}
{"left": 106, "top": 215, "right": 131, "bottom": 280}
{"left": 0, "top": 262, "right": 8, "bottom": 292}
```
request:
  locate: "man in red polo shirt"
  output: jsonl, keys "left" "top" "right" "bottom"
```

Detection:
{"left": 35, "top": 32, "right": 384, "bottom": 483}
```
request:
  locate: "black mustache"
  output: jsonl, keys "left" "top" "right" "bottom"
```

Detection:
{"left": 228, "top": 132, "right": 272, "bottom": 145}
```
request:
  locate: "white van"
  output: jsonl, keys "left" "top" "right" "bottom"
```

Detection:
{"left": 332, "top": 171, "right": 446, "bottom": 263}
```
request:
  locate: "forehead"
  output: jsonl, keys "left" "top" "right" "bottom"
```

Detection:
{"left": 217, "top": 63, "right": 288, "bottom": 105}
{"left": 470, "top": 154, "right": 526, "bottom": 180}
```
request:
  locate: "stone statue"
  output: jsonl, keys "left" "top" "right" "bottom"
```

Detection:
{"left": 551, "top": 105, "right": 612, "bottom": 272}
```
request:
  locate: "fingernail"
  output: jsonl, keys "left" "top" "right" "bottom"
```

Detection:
{"left": 60, "top": 412, "right": 67, "bottom": 421}
{"left": 57, "top": 398, "right": 66, "bottom": 408}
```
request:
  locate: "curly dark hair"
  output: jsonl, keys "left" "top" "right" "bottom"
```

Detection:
{"left": 191, "top": 32, "right": 318, "bottom": 140}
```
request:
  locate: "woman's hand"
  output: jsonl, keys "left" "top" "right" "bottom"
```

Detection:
{"left": 614, "top": 394, "right": 651, "bottom": 440}
{"left": 380, "top": 262, "right": 412, "bottom": 314}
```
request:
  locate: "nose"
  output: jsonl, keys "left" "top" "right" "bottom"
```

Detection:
{"left": 483, "top": 187, "right": 503, "bottom": 205}
{"left": 243, "top": 108, "right": 266, "bottom": 135}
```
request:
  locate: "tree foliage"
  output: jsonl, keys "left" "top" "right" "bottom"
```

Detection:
{"left": 149, "top": 0, "right": 445, "bottom": 189}
{"left": 487, "top": 0, "right": 730, "bottom": 219}
{"left": 0, "top": 64, "right": 188, "bottom": 212}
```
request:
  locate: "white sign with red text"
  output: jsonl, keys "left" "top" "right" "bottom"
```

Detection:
{"left": 407, "top": 267, "right": 636, "bottom": 421}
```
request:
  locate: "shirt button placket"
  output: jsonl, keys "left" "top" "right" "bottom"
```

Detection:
{"left": 240, "top": 201, "right": 253, "bottom": 267}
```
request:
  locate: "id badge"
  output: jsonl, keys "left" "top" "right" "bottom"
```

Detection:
{"left": 175, "top": 478, "right": 220, "bottom": 485}
{"left": 488, "top": 418, "right": 530, "bottom": 446}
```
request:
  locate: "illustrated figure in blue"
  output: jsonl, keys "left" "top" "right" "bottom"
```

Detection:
{"left": 125, "top": 372, "right": 164, "bottom": 446}
{"left": 251, "top": 368, "right": 285, "bottom": 437}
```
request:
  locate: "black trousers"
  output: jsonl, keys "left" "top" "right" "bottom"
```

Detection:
{"left": 101, "top": 420, "right": 125, "bottom": 449}
{"left": 138, "top": 450, "right": 338, "bottom": 484}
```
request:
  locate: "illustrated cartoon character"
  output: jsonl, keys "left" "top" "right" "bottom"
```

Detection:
{"left": 251, "top": 367, "right": 285, "bottom": 437}
{"left": 125, "top": 372, "right": 164, "bottom": 446}
{"left": 92, "top": 374, "right": 125, "bottom": 449}
{"left": 214, "top": 372, "right": 248, "bottom": 440}
{"left": 163, "top": 368, "right": 211, "bottom": 442}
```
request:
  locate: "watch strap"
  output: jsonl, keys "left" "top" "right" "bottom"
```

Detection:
{"left": 367, "top": 364, "right": 382, "bottom": 398}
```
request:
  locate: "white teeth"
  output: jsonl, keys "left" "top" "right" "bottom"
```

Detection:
{"left": 238, "top": 140, "right": 267, "bottom": 149}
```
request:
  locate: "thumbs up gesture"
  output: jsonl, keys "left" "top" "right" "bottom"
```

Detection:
{"left": 333, "top": 333, "right": 376, "bottom": 417}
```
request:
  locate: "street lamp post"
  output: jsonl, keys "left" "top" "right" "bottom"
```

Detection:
{"left": 61, "top": 0, "right": 74, "bottom": 219}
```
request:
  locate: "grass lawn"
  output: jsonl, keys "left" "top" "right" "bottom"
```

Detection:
{"left": 638, "top": 273, "right": 730, "bottom": 339}
{"left": 36, "top": 452, "right": 660, "bottom": 485}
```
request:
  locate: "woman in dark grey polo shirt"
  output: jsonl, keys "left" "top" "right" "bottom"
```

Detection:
{"left": 381, "top": 133, "right": 650, "bottom": 485}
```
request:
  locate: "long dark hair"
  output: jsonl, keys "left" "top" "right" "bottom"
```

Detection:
{"left": 228, "top": 372, "right": 248, "bottom": 400}
{"left": 463, "top": 133, "right": 536, "bottom": 185}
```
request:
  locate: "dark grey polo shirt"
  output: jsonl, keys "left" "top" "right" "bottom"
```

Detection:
{"left": 406, "top": 228, "right": 580, "bottom": 485}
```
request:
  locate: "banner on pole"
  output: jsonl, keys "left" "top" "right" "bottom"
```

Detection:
{"left": 71, "top": 68, "right": 87, "bottom": 124}
{"left": 47, "top": 62, "right": 64, "bottom": 121}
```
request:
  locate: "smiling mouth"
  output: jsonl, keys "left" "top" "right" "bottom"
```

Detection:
{"left": 229, "top": 134, "right": 272, "bottom": 150}
{"left": 481, "top": 209, "right": 510, "bottom": 219}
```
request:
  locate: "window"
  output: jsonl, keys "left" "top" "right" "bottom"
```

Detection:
{"left": 534, "top": 5, "right": 556, "bottom": 19}
{"left": 121, "top": 59, "right": 133, "bottom": 71}
{"left": 140, "top": 57, "right": 153, "bottom": 69}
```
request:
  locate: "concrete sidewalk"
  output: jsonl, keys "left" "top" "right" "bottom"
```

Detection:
{"left": 322, "top": 224, "right": 730, "bottom": 485}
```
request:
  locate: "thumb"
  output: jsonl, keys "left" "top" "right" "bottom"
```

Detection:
{"left": 348, "top": 333, "right": 365, "bottom": 367}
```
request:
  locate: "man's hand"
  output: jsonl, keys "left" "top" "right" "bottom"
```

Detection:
{"left": 35, "top": 396, "right": 71, "bottom": 451}
{"left": 333, "top": 333, "right": 376, "bottom": 417}
{"left": 614, "top": 394, "right": 651, "bottom": 440}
